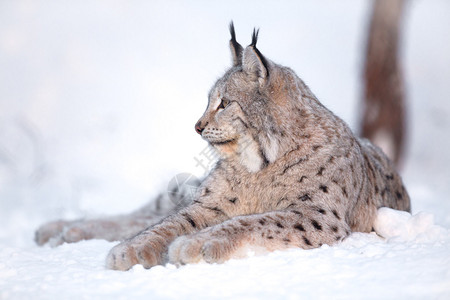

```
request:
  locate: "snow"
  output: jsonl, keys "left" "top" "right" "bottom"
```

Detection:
{"left": 2, "top": 212, "right": 450, "bottom": 299}
{"left": 1, "top": 0, "right": 450, "bottom": 299}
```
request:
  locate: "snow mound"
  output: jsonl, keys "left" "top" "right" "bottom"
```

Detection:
{"left": 374, "top": 207, "right": 448, "bottom": 243}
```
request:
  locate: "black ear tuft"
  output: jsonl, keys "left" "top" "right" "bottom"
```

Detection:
{"left": 229, "top": 21, "right": 244, "bottom": 67}
{"left": 229, "top": 21, "right": 242, "bottom": 52}
{"left": 242, "top": 27, "right": 270, "bottom": 85}
{"left": 251, "top": 28, "right": 260, "bottom": 47}
{"left": 229, "top": 21, "right": 237, "bottom": 42}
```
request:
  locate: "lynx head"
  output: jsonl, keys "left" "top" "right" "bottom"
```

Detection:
{"left": 195, "top": 23, "right": 314, "bottom": 173}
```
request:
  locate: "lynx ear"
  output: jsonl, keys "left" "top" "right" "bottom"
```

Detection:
{"left": 243, "top": 28, "right": 269, "bottom": 86}
{"left": 229, "top": 22, "right": 243, "bottom": 66}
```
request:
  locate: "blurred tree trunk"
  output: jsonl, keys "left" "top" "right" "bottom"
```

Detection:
{"left": 360, "top": 0, "right": 407, "bottom": 168}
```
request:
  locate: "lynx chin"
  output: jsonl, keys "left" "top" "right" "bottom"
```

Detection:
{"left": 35, "top": 23, "right": 410, "bottom": 271}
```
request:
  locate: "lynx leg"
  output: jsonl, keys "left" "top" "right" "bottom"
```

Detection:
{"left": 106, "top": 203, "right": 229, "bottom": 270}
{"left": 35, "top": 220, "right": 74, "bottom": 246}
{"left": 169, "top": 207, "right": 351, "bottom": 265}
{"left": 35, "top": 215, "right": 162, "bottom": 247}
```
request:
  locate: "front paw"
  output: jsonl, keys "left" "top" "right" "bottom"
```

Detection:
{"left": 168, "top": 234, "right": 233, "bottom": 265}
{"left": 106, "top": 235, "right": 166, "bottom": 271}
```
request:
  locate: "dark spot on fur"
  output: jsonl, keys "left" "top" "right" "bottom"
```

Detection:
{"left": 317, "top": 167, "right": 325, "bottom": 176}
{"left": 269, "top": 125, "right": 277, "bottom": 135}
{"left": 292, "top": 210, "right": 303, "bottom": 216}
{"left": 396, "top": 191, "right": 402, "bottom": 199}
{"left": 276, "top": 222, "right": 284, "bottom": 228}
{"left": 299, "top": 175, "right": 307, "bottom": 183}
{"left": 319, "top": 185, "right": 328, "bottom": 193}
{"left": 229, "top": 197, "right": 238, "bottom": 204}
{"left": 267, "top": 236, "right": 274, "bottom": 239}
{"left": 386, "top": 174, "right": 394, "bottom": 180}
{"left": 303, "top": 236, "right": 312, "bottom": 246}
{"left": 286, "top": 145, "right": 300, "bottom": 156}
{"left": 299, "top": 194, "right": 311, "bottom": 201}
{"left": 206, "top": 206, "right": 226, "bottom": 216}
{"left": 341, "top": 187, "right": 348, "bottom": 198}
{"left": 283, "top": 238, "right": 291, "bottom": 242}
{"left": 331, "top": 226, "right": 338, "bottom": 233}
{"left": 232, "top": 227, "right": 240, "bottom": 234}
{"left": 277, "top": 197, "right": 288, "bottom": 206}
{"left": 259, "top": 219, "right": 266, "bottom": 226}
{"left": 183, "top": 214, "right": 197, "bottom": 228}
{"left": 317, "top": 208, "right": 326, "bottom": 215}
{"left": 239, "top": 220, "right": 250, "bottom": 227}
{"left": 204, "top": 188, "right": 211, "bottom": 195}
{"left": 312, "top": 145, "right": 321, "bottom": 151}
{"left": 375, "top": 185, "right": 379, "bottom": 194}
{"left": 294, "top": 224, "right": 305, "bottom": 231}
{"left": 328, "top": 156, "right": 335, "bottom": 163}
{"left": 335, "top": 236, "right": 341, "bottom": 241}
{"left": 332, "top": 210, "right": 341, "bottom": 220}
{"left": 311, "top": 220, "right": 322, "bottom": 231}
{"left": 282, "top": 157, "right": 309, "bottom": 175}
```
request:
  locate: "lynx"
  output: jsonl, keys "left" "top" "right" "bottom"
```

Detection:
{"left": 36, "top": 23, "right": 410, "bottom": 271}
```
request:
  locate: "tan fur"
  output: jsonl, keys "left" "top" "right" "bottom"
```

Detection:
{"left": 36, "top": 24, "right": 410, "bottom": 271}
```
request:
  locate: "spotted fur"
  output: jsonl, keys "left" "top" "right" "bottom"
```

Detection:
{"left": 36, "top": 24, "right": 410, "bottom": 271}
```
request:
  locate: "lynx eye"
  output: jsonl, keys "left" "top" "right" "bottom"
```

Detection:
{"left": 218, "top": 98, "right": 230, "bottom": 110}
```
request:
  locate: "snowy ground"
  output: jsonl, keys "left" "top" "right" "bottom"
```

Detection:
{"left": 1, "top": 1, "right": 450, "bottom": 299}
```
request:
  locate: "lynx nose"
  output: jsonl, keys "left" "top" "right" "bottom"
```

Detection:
{"left": 195, "top": 121, "right": 207, "bottom": 135}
